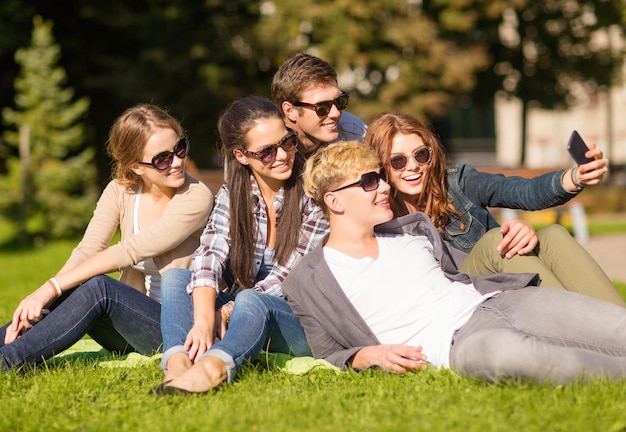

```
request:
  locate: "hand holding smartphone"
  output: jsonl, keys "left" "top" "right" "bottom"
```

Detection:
{"left": 567, "top": 130, "right": 594, "bottom": 165}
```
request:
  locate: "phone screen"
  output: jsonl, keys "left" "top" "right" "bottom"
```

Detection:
{"left": 567, "top": 131, "right": 594, "bottom": 165}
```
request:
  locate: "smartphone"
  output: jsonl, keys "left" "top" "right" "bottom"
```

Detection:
{"left": 567, "top": 130, "right": 594, "bottom": 165}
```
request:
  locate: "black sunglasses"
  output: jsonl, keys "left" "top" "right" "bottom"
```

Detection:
{"left": 293, "top": 92, "right": 350, "bottom": 117}
{"left": 240, "top": 129, "right": 298, "bottom": 164}
{"left": 138, "top": 137, "right": 190, "bottom": 170}
{"left": 389, "top": 147, "right": 432, "bottom": 171}
{"left": 331, "top": 169, "right": 387, "bottom": 193}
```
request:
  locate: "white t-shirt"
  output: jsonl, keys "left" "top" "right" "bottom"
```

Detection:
{"left": 324, "top": 233, "right": 497, "bottom": 368}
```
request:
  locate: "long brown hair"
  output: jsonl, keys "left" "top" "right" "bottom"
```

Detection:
{"left": 364, "top": 112, "right": 460, "bottom": 232}
{"left": 217, "top": 96, "right": 306, "bottom": 288}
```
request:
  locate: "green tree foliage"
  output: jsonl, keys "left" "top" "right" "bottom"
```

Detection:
{"left": 0, "top": 1, "right": 624, "bottom": 169}
{"left": 470, "top": 0, "right": 623, "bottom": 108}
{"left": 1, "top": 16, "right": 96, "bottom": 242}
{"left": 254, "top": 0, "right": 492, "bottom": 122}
{"left": 0, "top": 0, "right": 272, "bottom": 174}
{"left": 254, "top": 0, "right": 623, "bottom": 160}
{"left": 452, "top": 0, "right": 624, "bottom": 162}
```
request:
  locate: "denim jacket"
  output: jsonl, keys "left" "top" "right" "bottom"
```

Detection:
{"left": 443, "top": 164, "right": 578, "bottom": 253}
{"left": 336, "top": 111, "right": 367, "bottom": 142}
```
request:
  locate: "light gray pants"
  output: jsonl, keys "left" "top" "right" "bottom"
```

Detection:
{"left": 449, "top": 287, "right": 626, "bottom": 384}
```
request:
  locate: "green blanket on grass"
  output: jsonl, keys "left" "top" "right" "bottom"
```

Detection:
{"left": 52, "top": 339, "right": 340, "bottom": 374}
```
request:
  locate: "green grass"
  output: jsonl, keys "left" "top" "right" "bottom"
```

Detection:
{"left": 495, "top": 210, "right": 626, "bottom": 237}
{"left": 2, "top": 239, "right": 626, "bottom": 431}
{"left": 587, "top": 220, "right": 626, "bottom": 236}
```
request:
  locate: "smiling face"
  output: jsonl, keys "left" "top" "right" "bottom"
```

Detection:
{"left": 327, "top": 168, "right": 393, "bottom": 228}
{"left": 133, "top": 127, "right": 187, "bottom": 193}
{"left": 235, "top": 116, "right": 296, "bottom": 191}
{"left": 388, "top": 133, "right": 431, "bottom": 210}
{"left": 284, "top": 84, "right": 344, "bottom": 156}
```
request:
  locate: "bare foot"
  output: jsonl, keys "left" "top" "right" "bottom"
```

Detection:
{"left": 166, "top": 355, "right": 228, "bottom": 393}
{"left": 164, "top": 352, "right": 193, "bottom": 382}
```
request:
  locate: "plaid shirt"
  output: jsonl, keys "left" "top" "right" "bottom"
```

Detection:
{"left": 189, "top": 177, "right": 329, "bottom": 297}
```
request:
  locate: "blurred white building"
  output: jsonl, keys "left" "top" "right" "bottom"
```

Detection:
{"left": 495, "top": 27, "right": 626, "bottom": 171}
{"left": 495, "top": 83, "right": 626, "bottom": 169}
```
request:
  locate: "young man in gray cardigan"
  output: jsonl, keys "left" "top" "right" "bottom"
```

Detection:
{"left": 282, "top": 141, "right": 626, "bottom": 384}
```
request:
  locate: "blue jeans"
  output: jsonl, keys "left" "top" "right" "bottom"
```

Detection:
{"left": 450, "top": 287, "right": 626, "bottom": 384}
{"left": 162, "top": 289, "right": 311, "bottom": 381}
{"left": 160, "top": 268, "right": 232, "bottom": 353}
{"left": 0, "top": 275, "right": 162, "bottom": 372}
{"left": 160, "top": 268, "right": 194, "bottom": 353}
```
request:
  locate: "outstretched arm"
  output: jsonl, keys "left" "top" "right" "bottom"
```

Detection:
{"left": 567, "top": 142, "right": 608, "bottom": 190}
{"left": 494, "top": 142, "right": 607, "bottom": 258}
{"left": 6, "top": 247, "right": 122, "bottom": 344}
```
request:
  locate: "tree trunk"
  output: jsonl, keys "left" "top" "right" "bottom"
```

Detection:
{"left": 19, "top": 123, "right": 30, "bottom": 245}
{"left": 520, "top": 98, "right": 527, "bottom": 166}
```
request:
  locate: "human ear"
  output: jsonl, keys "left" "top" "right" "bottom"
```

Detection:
{"left": 324, "top": 191, "right": 344, "bottom": 214}
{"left": 283, "top": 101, "right": 299, "bottom": 123}
{"left": 233, "top": 149, "right": 249, "bottom": 166}
{"left": 129, "top": 163, "right": 144, "bottom": 177}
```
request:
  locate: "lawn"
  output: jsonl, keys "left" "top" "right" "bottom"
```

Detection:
{"left": 1, "top": 238, "right": 626, "bottom": 431}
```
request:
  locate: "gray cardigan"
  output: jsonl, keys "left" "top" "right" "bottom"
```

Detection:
{"left": 282, "top": 212, "right": 540, "bottom": 369}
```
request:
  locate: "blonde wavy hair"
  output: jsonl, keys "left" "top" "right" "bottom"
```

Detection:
{"left": 303, "top": 141, "right": 381, "bottom": 217}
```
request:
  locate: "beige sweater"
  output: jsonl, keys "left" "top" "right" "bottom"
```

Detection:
{"left": 68, "top": 173, "right": 213, "bottom": 293}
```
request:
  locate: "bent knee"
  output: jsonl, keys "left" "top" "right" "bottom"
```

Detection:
{"left": 482, "top": 227, "right": 504, "bottom": 244}
{"left": 80, "top": 275, "right": 112, "bottom": 290}
{"left": 70, "top": 275, "right": 115, "bottom": 301}
{"left": 536, "top": 224, "right": 576, "bottom": 255}
{"left": 537, "top": 224, "right": 570, "bottom": 241}
{"left": 452, "top": 331, "right": 541, "bottom": 383}
{"left": 233, "top": 289, "right": 265, "bottom": 310}
{"left": 160, "top": 268, "right": 192, "bottom": 291}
